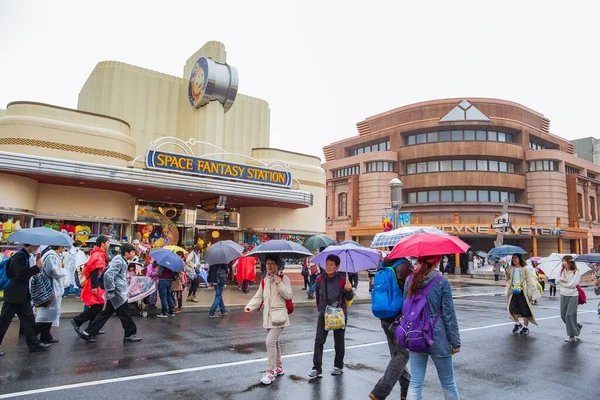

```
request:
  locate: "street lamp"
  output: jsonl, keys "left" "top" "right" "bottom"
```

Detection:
{"left": 389, "top": 178, "right": 403, "bottom": 228}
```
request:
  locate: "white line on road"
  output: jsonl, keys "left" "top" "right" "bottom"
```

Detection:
{"left": 0, "top": 310, "right": 596, "bottom": 398}
{"left": 453, "top": 292, "right": 505, "bottom": 298}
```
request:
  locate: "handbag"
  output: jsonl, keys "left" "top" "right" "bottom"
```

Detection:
{"left": 30, "top": 273, "right": 54, "bottom": 307}
{"left": 270, "top": 305, "right": 288, "bottom": 326}
{"left": 323, "top": 278, "right": 346, "bottom": 331}
{"left": 577, "top": 285, "right": 587, "bottom": 305}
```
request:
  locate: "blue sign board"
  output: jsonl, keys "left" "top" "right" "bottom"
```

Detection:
{"left": 146, "top": 150, "right": 292, "bottom": 188}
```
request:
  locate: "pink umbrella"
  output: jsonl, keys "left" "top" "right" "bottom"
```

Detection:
{"left": 388, "top": 233, "right": 470, "bottom": 259}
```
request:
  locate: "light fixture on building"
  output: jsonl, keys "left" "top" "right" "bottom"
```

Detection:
{"left": 389, "top": 178, "right": 403, "bottom": 228}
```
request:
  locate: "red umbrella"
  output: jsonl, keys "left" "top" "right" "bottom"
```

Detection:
{"left": 388, "top": 233, "right": 470, "bottom": 259}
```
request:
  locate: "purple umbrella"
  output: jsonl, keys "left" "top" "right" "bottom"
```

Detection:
{"left": 312, "top": 244, "right": 381, "bottom": 273}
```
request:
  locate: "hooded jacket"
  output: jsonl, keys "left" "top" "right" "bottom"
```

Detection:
{"left": 81, "top": 247, "right": 106, "bottom": 306}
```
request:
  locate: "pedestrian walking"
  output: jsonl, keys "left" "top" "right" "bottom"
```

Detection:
{"left": 308, "top": 255, "right": 355, "bottom": 378}
{"left": 558, "top": 256, "right": 582, "bottom": 342}
{"left": 63, "top": 240, "right": 86, "bottom": 298}
{"left": 506, "top": 253, "right": 538, "bottom": 335}
{"left": 235, "top": 249, "right": 258, "bottom": 293}
{"left": 145, "top": 260, "right": 159, "bottom": 309}
{"left": 157, "top": 260, "right": 176, "bottom": 318}
{"left": 492, "top": 258, "right": 501, "bottom": 281}
{"left": 306, "top": 259, "right": 319, "bottom": 299}
{"left": 369, "top": 259, "right": 413, "bottom": 400}
{"left": 70, "top": 236, "right": 110, "bottom": 334}
{"left": 34, "top": 245, "right": 67, "bottom": 344}
{"left": 404, "top": 255, "right": 461, "bottom": 400}
{"left": 245, "top": 254, "right": 293, "bottom": 385}
{"left": 208, "top": 264, "right": 229, "bottom": 318}
{"left": 79, "top": 243, "right": 141, "bottom": 343}
{"left": 347, "top": 272, "right": 359, "bottom": 289}
{"left": 172, "top": 271, "right": 184, "bottom": 314}
{"left": 301, "top": 257, "right": 310, "bottom": 290}
{"left": 534, "top": 262, "right": 546, "bottom": 293}
{"left": 185, "top": 246, "right": 201, "bottom": 302}
{"left": 0, "top": 244, "right": 51, "bottom": 355}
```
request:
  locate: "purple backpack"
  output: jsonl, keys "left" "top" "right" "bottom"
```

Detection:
{"left": 396, "top": 275, "right": 442, "bottom": 352}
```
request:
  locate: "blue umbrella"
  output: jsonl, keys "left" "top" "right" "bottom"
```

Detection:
{"left": 312, "top": 244, "right": 381, "bottom": 273}
{"left": 340, "top": 240, "right": 364, "bottom": 247}
{"left": 150, "top": 248, "right": 185, "bottom": 272}
{"left": 303, "top": 234, "right": 337, "bottom": 251}
{"left": 204, "top": 240, "right": 244, "bottom": 265}
{"left": 248, "top": 240, "right": 312, "bottom": 259}
{"left": 7, "top": 227, "right": 73, "bottom": 247}
{"left": 574, "top": 253, "right": 600, "bottom": 263}
{"left": 488, "top": 245, "right": 527, "bottom": 257}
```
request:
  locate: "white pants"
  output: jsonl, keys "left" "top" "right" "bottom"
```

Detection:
{"left": 266, "top": 327, "right": 284, "bottom": 372}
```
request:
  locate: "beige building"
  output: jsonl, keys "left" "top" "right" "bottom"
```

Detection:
{"left": 0, "top": 41, "right": 325, "bottom": 249}
{"left": 323, "top": 98, "right": 599, "bottom": 271}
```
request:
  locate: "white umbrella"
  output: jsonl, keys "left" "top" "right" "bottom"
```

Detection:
{"left": 370, "top": 226, "right": 448, "bottom": 248}
{"left": 538, "top": 253, "right": 590, "bottom": 280}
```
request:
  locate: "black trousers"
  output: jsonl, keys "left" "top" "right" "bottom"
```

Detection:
{"left": 371, "top": 319, "right": 411, "bottom": 399}
{"left": 73, "top": 304, "right": 103, "bottom": 328}
{"left": 0, "top": 301, "right": 41, "bottom": 350}
{"left": 188, "top": 278, "right": 199, "bottom": 297}
{"left": 86, "top": 301, "right": 136, "bottom": 338}
{"left": 34, "top": 322, "right": 53, "bottom": 342}
{"left": 313, "top": 314, "right": 345, "bottom": 371}
{"left": 302, "top": 274, "right": 310, "bottom": 289}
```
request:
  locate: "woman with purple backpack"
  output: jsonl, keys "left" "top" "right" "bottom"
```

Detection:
{"left": 403, "top": 255, "right": 461, "bottom": 400}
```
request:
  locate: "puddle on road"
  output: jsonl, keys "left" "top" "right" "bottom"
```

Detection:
{"left": 241, "top": 382, "right": 264, "bottom": 392}
{"left": 345, "top": 362, "right": 382, "bottom": 372}
{"left": 288, "top": 374, "right": 309, "bottom": 382}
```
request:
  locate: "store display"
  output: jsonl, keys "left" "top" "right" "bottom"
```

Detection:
{"left": 75, "top": 225, "right": 92, "bottom": 242}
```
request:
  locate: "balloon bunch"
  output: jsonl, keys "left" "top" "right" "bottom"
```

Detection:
{"left": 382, "top": 216, "right": 394, "bottom": 232}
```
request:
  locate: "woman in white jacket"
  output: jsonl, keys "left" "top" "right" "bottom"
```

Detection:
{"left": 245, "top": 254, "right": 293, "bottom": 385}
{"left": 35, "top": 246, "right": 67, "bottom": 344}
{"left": 558, "top": 255, "right": 582, "bottom": 342}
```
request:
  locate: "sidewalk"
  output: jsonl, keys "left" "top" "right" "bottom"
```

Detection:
{"left": 59, "top": 283, "right": 374, "bottom": 318}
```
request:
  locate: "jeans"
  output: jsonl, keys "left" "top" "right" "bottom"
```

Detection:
{"left": 312, "top": 314, "right": 345, "bottom": 371}
{"left": 63, "top": 286, "right": 81, "bottom": 297}
{"left": 307, "top": 275, "right": 317, "bottom": 295}
{"left": 209, "top": 284, "right": 227, "bottom": 315}
{"left": 407, "top": 352, "right": 459, "bottom": 400}
{"left": 371, "top": 319, "right": 411, "bottom": 399}
{"left": 348, "top": 273, "right": 359, "bottom": 288}
{"left": 158, "top": 279, "right": 175, "bottom": 314}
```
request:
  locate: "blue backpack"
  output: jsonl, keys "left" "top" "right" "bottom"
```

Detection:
{"left": 0, "top": 256, "right": 11, "bottom": 292}
{"left": 371, "top": 261, "right": 405, "bottom": 319}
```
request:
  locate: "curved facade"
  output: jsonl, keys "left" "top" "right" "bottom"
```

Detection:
{"left": 0, "top": 41, "right": 325, "bottom": 250}
{"left": 323, "top": 98, "right": 600, "bottom": 269}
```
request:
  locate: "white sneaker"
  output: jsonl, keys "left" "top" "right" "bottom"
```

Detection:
{"left": 260, "top": 371, "right": 276, "bottom": 385}
{"left": 274, "top": 367, "right": 284, "bottom": 376}
{"left": 564, "top": 337, "right": 576, "bottom": 342}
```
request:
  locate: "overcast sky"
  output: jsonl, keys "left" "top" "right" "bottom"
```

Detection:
{"left": 1, "top": 0, "right": 599, "bottom": 160}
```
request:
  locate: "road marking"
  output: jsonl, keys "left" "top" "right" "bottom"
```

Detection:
{"left": 453, "top": 292, "right": 505, "bottom": 298}
{"left": 454, "top": 298, "right": 598, "bottom": 312}
{"left": 0, "top": 309, "right": 596, "bottom": 398}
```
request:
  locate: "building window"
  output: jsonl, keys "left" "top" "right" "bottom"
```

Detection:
{"left": 407, "top": 163, "right": 416, "bottom": 174}
{"left": 338, "top": 193, "right": 347, "bottom": 217}
{"left": 440, "top": 161, "right": 452, "bottom": 171}
{"left": 591, "top": 197, "right": 597, "bottom": 221}
{"left": 428, "top": 161, "right": 439, "bottom": 172}
{"left": 405, "top": 159, "right": 515, "bottom": 174}
{"left": 367, "top": 161, "right": 396, "bottom": 173}
{"left": 465, "top": 160, "right": 477, "bottom": 171}
{"left": 405, "top": 130, "right": 516, "bottom": 145}
{"left": 529, "top": 140, "right": 548, "bottom": 150}
{"left": 577, "top": 193, "right": 583, "bottom": 219}
{"left": 405, "top": 189, "right": 519, "bottom": 204}
{"left": 349, "top": 140, "right": 390, "bottom": 156}
{"left": 528, "top": 160, "right": 558, "bottom": 172}
{"left": 452, "top": 160, "right": 464, "bottom": 171}
{"left": 566, "top": 166, "right": 580, "bottom": 175}
{"left": 588, "top": 172, "right": 596, "bottom": 179}
{"left": 333, "top": 165, "right": 360, "bottom": 178}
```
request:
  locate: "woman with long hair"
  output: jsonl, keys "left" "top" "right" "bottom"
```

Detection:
{"left": 404, "top": 255, "right": 461, "bottom": 400}
{"left": 506, "top": 253, "right": 538, "bottom": 335}
{"left": 558, "top": 255, "right": 582, "bottom": 342}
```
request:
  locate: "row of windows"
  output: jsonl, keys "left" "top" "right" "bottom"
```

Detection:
{"left": 333, "top": 165, "right": 360, "bottom": 178}
{"left": 407, "top": 190, "right": 517, "bottom": 204}
{"left": 406, "top": 130, "right": 515, "bottom": 146}
{"left": 566, "top": 166, "right": 581, "bottom": 175}
{"left": 348, "top": 140, "right": 391, "bottom": 156}
{"left": 366, "top": 161, "right": 396, "bottom": 173}
{"left": 407, "top": 159, "right": 516, "bottom": 174}
{"left": 528, "top": 160, "right": 559, "bottom": 172}
{"left": 529, "top": 141, "right": 548, "bottom": 150}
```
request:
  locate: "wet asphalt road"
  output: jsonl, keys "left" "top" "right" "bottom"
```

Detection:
{"left": 0, "top": 288, "right": 599, "bottom": 400}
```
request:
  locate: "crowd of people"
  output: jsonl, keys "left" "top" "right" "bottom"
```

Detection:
{"left": 0, "top": 235, "right": 597, "bottom": 400}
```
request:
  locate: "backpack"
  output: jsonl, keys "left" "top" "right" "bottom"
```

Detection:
{"left": 371, "top": 264, "right": 404, "bottom": 319}
{"left": 0, "top": 257, "right": 11, "bottom": 292}
{"left": 396, "top": 275, "right": 443, "bottom": 352}
{"left": 258, "top": 274, "right": 294, "bottom": 314}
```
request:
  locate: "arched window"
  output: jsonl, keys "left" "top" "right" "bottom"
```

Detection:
{"left": 577, "top": 193, "right": 583, "bottom": 219}
{"left": 590, "top": 196, "right": 597, "bottom": 221}
{"left": 338, "top": 193, "right": 347, "bottom": 217}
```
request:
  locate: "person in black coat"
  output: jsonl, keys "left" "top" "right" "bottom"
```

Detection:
{"left": 0, "top": 245, "right": 52, "bottom": 355}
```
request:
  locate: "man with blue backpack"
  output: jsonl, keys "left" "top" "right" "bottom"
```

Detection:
{"left": 369, "top": 257, "right": 413, "bottom": 400}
